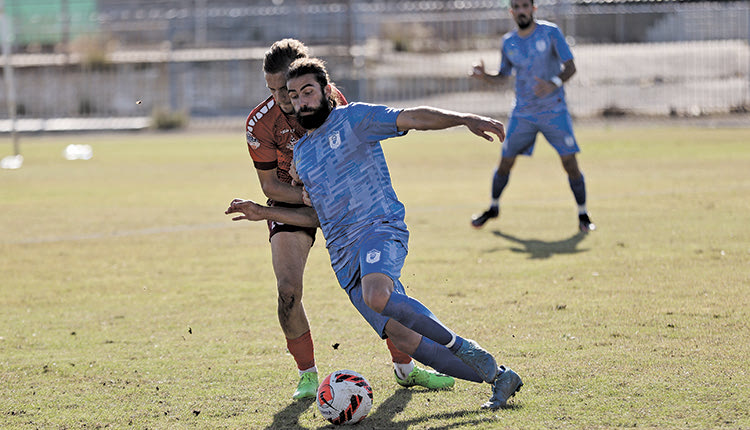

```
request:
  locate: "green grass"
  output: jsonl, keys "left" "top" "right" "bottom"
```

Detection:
{"left": 1, "top": 125, "right": 749, "bottom": 429}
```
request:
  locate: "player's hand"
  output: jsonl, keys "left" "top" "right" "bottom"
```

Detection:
{"left": 533, "top": 77, "right": 557, "bottom": 97}
{"left": 470, "top": 59, "right": 486, "bottom": 79}
{"left": 290, "top": 162, "right": 302, "bottom": 186}
{"left": 464, "top": 115, "right": 505, "bottom": 143}
{"left": 301, "top": 187, "right": 313, "bottom": 207}
{"left": 225, "top": 198, "right": 266, "bottom": 222}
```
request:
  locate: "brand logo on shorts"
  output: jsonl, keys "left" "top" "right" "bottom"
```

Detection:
{"left": 366, "top": 248, "right": 381, "bottom": 264}
{"left": 329, "top": 131, "right": 341, "bottom": 149}
{"left": 565, "top": 136, "right": 575, "bottom": 147}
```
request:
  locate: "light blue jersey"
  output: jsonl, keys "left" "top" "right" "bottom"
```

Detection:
{"left": 292, "top": 103, "right": 458, "bottom": 343}
{"left": 292, "top": 103, "right": 407, "bottom": 251}
{"left": 499, "top": 20, "right": 573, "bottom": 115}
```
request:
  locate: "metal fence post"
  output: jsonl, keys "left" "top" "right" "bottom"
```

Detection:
{"left": 0, "top": 0, "right": 18, "bottom": 156}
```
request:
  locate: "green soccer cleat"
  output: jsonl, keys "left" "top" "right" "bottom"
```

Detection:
{"left": 395, "top": 366, "right": 455, "bottom": 390}
{"left": 292, "top": 372, "right": 318, "bottom": 400}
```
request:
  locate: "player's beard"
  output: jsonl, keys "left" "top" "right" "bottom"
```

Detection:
{"left": 296, "top": 94, "right": 331, "bottom": 130}
{"left": 516, "top": 13, "right": 533, "bottom": 29}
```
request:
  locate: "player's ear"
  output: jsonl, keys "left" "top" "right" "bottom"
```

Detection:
{"left": 324, "top": 84, "right": 332, "bottom": 98}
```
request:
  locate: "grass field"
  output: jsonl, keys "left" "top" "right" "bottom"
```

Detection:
{"left": 1, "top": 125, "right": 749, "bottom": 429}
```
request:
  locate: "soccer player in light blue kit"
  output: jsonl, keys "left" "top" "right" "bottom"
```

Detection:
{"left": 226, "top": 57, "right": 524, "bottom": 409}
{"left": 470, "top": 0, "right": 595, "bottom": 233}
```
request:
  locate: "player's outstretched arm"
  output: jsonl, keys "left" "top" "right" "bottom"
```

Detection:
{"left": 225, "top": 198, "right": 320, "bottom": 227}
{"left": 396, "top": 107, "right": 505, "bottom": 143}
{"left": 469, "top": 59, "right": 509, "bottom": 85}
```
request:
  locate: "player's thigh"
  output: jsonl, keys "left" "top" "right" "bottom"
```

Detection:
{"left": 539, "top": 110, "right": 579, "bottom": 156}
{"left": 502, "top": 115, "right": 539, "bottom": 158}
{"left": 270, "top": 230, "right": 313, "bottom": 289}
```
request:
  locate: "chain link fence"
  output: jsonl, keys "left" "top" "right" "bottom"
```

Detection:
{"left": 0, "top": 0, "right": 748, "bottom": 132}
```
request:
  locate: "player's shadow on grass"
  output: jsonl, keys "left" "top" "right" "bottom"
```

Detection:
{"left": 264, "top": 397, "right": 314, "bottom": 430}
{"left": 266, "top": 389, "right": 521, "bottom": 429}
{"left": 359, "top": 388, "right": 522, "bottom": 429}
{"left": 491, "top": 230, "right": 588, "bottom": 259}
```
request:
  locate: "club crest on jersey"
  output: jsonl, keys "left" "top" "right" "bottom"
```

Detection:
{"left": 328, "top": 131, "right": 341, "bottom": 149}
{"left": 246, "top": 131, "right": 260, "bottom": 149}
{"left": 536, "top": 40, "right": 547, "bottom": 52}
{"left": 366, "top": 249, "right": 381, "bottom": 264}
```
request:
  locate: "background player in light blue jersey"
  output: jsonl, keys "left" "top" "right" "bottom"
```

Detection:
{"left": 225, "top": 57, "right": 524, "bottom": 409}
{"left": 470, "top": 0, "right": 595, "bottom": 233}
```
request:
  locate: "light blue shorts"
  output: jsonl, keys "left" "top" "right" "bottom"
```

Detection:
{"left": 503, "top": 110, "right": 580, "bottom": 158}
{"left": 329, "top": 222, "right": 409, "bottom": 338}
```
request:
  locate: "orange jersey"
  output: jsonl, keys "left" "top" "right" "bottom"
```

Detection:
{"left": 245, "top": 88, "right": 348, "bottom": 185}
{"left": 245, "top": 95, "right": 304, "bottom": 185}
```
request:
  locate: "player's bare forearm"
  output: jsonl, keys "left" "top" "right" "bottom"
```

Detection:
{"left": 560, "top": 59, "right": 576, "bottom": 82}
{"left": 256, "top": 169, "right": 305, "bottom": 204}
{"left": 476, "top": 72, "right": 510, "bottom": 86}
{"left": 261, "top": 181, "right": 305, "bottom": 205}
{"left": 534, "top": 59, "right": 577, "bottom": 98}
{"left": 470, "top": 60, "right": 510, "bottom": 86}
{"left": 396, "top": 107, "right": 505, "bottom": 143}
{"left": 225, "top": 198, "right": 320, "bottom": 227}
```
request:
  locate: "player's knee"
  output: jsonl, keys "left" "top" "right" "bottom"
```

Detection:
{"left": 362, "top": 287, "right": 390, "bottom": 314}
{"left": 498, "top": 157, "right": 515, "bottom": 174}
{"left": 277, "top": 281, "right": 302, "bottom": 308}
{"left": 561, "top": 155, "right": 581, "bottom": 176}
{"left": 362, "top": 273, "right": 394, "bottom": 313}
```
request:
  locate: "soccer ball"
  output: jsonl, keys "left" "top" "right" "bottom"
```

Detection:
{"left": 316, "top": 369, "right": 373, "bottom": 425}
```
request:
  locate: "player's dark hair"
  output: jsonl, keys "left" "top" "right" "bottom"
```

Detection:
{"left": 263, "top": 38, "right": 309, "bottom": 74}
{"left": 286, "top": 57, "right": 339, "bottom": 108}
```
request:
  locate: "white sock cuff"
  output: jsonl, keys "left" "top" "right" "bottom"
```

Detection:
{"left": 299, "top": 366, "right": 317, "bottom": 376}
{"left": 444, "top": 333, "right": 457, "bottom": 349}
{"left": 393, "top": 361, "right": 415, "bottom": 380}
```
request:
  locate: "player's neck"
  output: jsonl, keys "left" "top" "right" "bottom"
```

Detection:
{"left": 517, "top": 20, "right": 536, "bottom": 38}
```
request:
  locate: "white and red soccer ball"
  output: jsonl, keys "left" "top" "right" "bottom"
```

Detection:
{"left": 316, "top": 369, "right": 373, "bottom": 425}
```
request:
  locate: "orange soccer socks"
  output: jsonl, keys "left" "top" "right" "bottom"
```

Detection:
{"left": 386, "top": 337, "right": 412, "bottom": 364}
{"left": 287, "top": 330, "right": 315, "bottom": 373}
{"left": 387, "top": 337, "right": 415, "bottom": 380}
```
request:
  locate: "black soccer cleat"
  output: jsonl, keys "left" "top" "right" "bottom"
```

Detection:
{"left": 471, "top": 207, "right": 499, "bottom": 229}
{"left": 579, "top": 213, "right": 596, "bottom": 233}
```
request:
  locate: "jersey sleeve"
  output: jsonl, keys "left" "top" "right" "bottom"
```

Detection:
{"left": 350, "top": 103, "right": 404, "bottom": 143}
{"left": 499, "top": 35, "right": 514, "bottom": 76}
{"left": 245, "top": 111, "right": 278, "bottom": 171}
{"left": 550, "top": 26, "right": 574, "bottom": 63}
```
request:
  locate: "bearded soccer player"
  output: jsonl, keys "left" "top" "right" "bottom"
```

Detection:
{"left": 470, "top": 0, "right": 595, "bottom": 233}
{"left": 228, "top": 57, "right": 524, "bottom": 409}
{"left": 244, "top": 39, "right": 453, "bottom": 400}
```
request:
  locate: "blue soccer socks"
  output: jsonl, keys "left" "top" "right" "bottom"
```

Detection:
{"left": 491, "top": 168, "right": 510, "bottom": 201}
{"left": 381, "top": 293, "right": 458, "bottom": 348}
{"left": 411, "top": 337, "right": 483, "bottom": 383}
{"left": 568, "top": 174, "right": 586, "bottom": 206}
